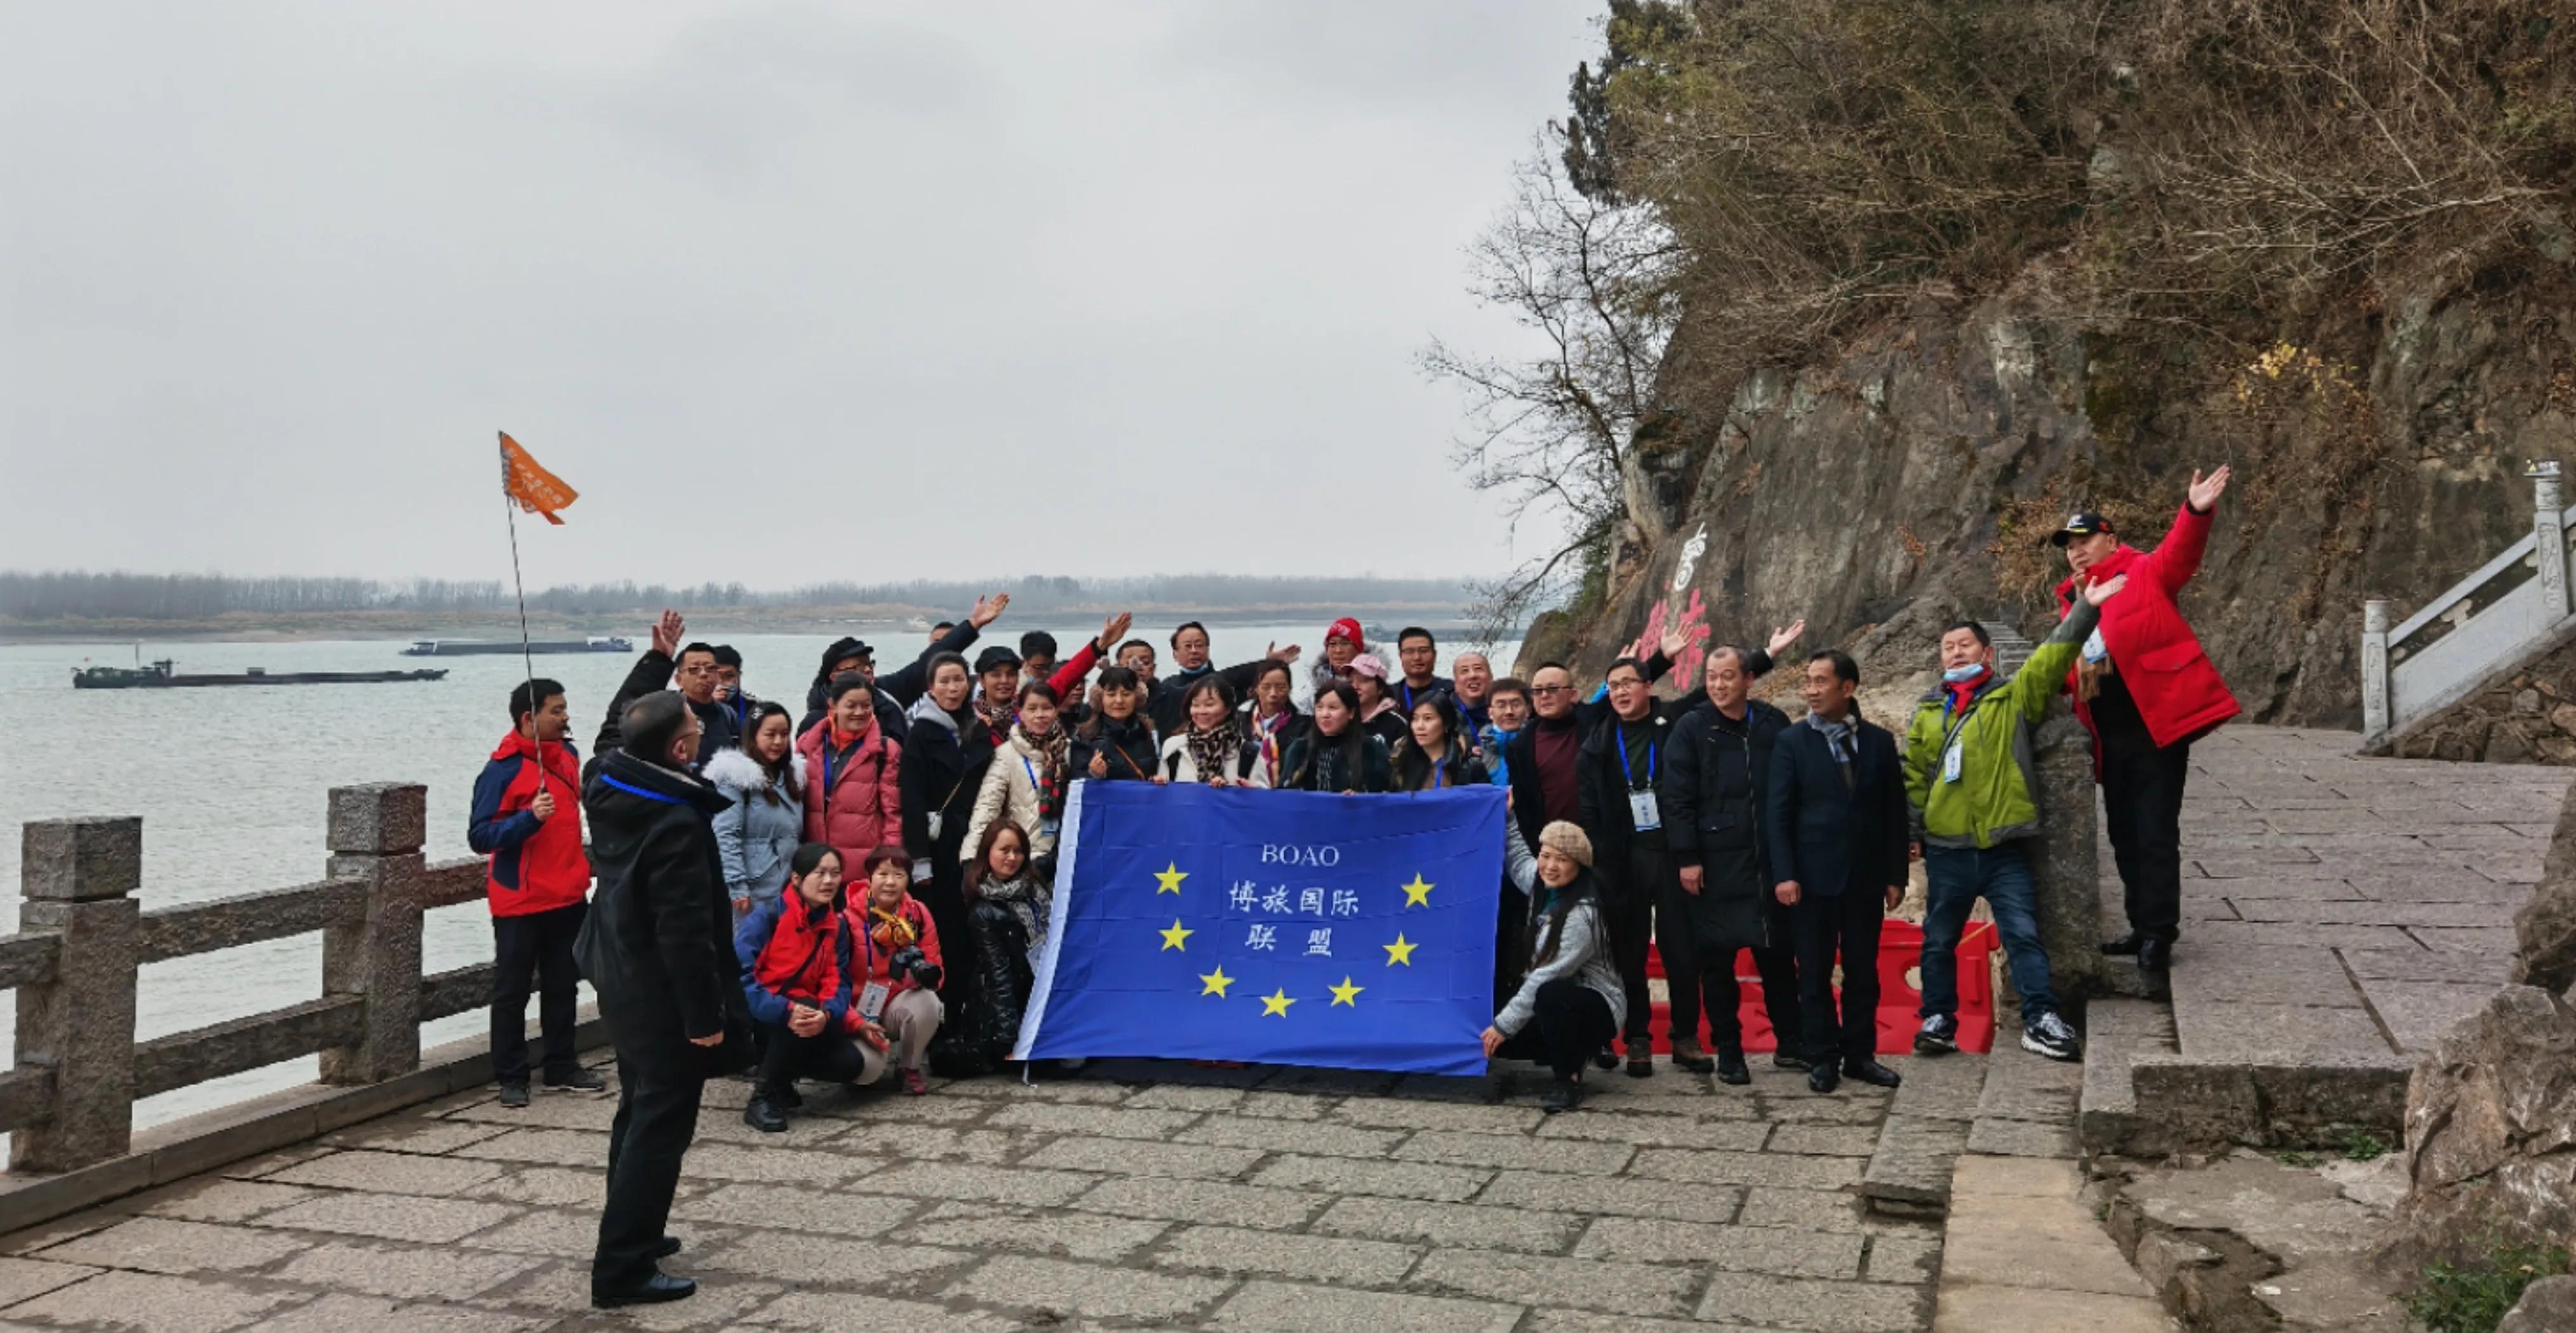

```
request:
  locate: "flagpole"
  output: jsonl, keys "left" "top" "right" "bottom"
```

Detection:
{"left": 499, "top": 433, "right": 546, "bottom": 787}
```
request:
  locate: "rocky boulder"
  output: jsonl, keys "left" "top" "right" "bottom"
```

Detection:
{"left": 2393, "top": 984, "right": 2576, "bottom": 1268}
{"left": 2512, "top": 786, "right": 2576, "bottom": 993}
{"left": 2498, "top": 1275, "right": 2576, "bottom": 1333}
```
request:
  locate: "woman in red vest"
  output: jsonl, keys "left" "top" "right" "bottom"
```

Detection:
{"left": 2053, "top": 466, "right": 2242, "bottom": 974}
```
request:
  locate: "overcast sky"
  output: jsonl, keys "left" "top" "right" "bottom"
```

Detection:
{"left": 2, "top": 3, "right": 1599, "bottom": 587}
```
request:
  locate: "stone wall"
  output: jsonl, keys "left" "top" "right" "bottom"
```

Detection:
{"left": 2382, "top": 620, "right": 2576, "bottom": 764}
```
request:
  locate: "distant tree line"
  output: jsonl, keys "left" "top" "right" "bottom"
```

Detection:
{"left": 0, "top": 570, "right": 1475, "bottom": 622}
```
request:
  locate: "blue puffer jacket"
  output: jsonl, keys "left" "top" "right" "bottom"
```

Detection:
{"left": 702, "top": 747, "right": 806, "bottom": 907}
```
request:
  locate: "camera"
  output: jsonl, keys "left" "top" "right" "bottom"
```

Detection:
{"left": 887, "top": 946, "right": 938, "bottom": 987}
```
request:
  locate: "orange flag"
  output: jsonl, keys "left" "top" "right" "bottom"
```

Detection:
{"left": 498, "top": 432, "right": 577, "bottom": 525}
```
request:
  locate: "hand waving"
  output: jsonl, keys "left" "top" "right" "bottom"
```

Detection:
{"left": 1766, "top": 620, "right": 1807, "bottom": 658}
{"left": 650, "top": 610, "right": 684, "bottom": 659}
{"left": 2188, "top": 465, "right": 2231, "bottom": 512}
{"left": 2083, "top": 573, "right": 2130, "bottom": 607}
{"left": 969, "top": 592, "right": 1011, "bottom": 628}
{"left": 1099, "top": 611, "right": 1133, "bottom": 650}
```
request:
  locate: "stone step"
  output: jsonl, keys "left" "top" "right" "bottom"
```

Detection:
{"left": 1862, "top": 1052, "right": 1987, "bottom": 1217}
{"left": 1968, "top": 1040, "right": 2084, "bottom": 1159}
{"left": 2103, "top": 1152, "right": 2408, "bottom": 1332}
{"left": 2078, "top": 997, "right": 2177, "bottom": 1155}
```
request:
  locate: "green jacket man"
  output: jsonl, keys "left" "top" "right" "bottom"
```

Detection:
{"left": 1903, "top": 589, "right": 2117, "bottom": 848}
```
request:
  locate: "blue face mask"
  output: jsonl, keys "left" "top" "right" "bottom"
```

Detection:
{"left": 1943, "top": 664, "right": 1986, "bottom": 683}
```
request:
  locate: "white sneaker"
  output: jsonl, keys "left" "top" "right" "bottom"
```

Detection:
{"left": 2021, "top": 1011, "right": 2081, "bottom": 1062}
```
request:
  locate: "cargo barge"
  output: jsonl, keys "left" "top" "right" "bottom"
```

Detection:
{"left": 73, "top": 660, "right": 449, "bottom": 690}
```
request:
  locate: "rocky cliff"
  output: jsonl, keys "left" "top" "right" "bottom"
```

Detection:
{"left": 1520, "top": 264, "right": 2576, "bottom": 726}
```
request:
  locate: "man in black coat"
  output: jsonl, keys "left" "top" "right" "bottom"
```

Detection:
{"left": 1765, "top": 650, "right": 1910, "bottom": 1095}
{"left": 1144, "top": 620, "right": 1295, "bottom": 735}
{"left": 593, "top": 612, "right": 736, "bottom": 777}
{"left": 800, "top": 592, "right": 1011, "bottom": 737}
{"left": 1661, "top": 639, "right": 1807, "bottom": 1085}
{"left": 1504, "top": 635, "right": 1683, "bottom": 853}
{"left": 577, "top": 692, "right": 749, "bottom": 1308}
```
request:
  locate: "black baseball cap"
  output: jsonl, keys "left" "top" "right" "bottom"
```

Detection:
{"left": 974, "top": 646, "right": 1023, "bottom": 673}
{"left": 2048, "top": 512, "right": 2115, "bottom": 547}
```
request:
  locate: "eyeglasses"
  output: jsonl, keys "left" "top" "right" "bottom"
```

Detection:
{"left": 1531, "top": 685, "right": 1574, "bottom": 695}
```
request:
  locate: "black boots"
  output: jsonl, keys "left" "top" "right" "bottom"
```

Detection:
{"left": 593, "top": 1270, "right": 695, "bottom": 1309}
{"left": 2137, "top": 938, "right": 2173, "bottom": 973}
{"left": 742, "top": 1090, "right": 788, "bottom": 1134}
{"left": 1714, "top": 1050, "right": 1751, "bottom": 1086}
{"left": 1843, "top": 1057, "right": 1903, "bottom": 1089}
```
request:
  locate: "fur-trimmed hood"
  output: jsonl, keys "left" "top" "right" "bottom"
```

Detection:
{"left": 702, "top": 746, "right": 805, "bottom": 795}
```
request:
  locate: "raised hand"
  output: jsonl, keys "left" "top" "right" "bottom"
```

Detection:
{"left": 650, "top": 610, "right": 684, "bottom": 658}
{"left": 1267, "top": 642, "right": 1303, "bottom": 664}
{"left": 1766, "top": 620, "right": 1807, "bottom": 658}
{"left": 1099, "top": 612, "right": 1133, "bottom": 650}
{"left": 2083, "top": 573, "right": 2130, "bottom": 607}
{"left": 969, "top": 592, "right": 1011, "bottom": 628}
{"left": 2188, "top": 465, "right": 2231, "bottom": 511}
{"left": 1660, "top": 626, "right": 1689, "bottom": 660}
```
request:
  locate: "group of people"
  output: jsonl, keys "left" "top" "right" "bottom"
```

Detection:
{"left": 464, "top": 467, "right": 2237, "bottom": 1308}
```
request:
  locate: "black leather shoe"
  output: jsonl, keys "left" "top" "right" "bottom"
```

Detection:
{"left": 652, "top": 1235, "right": 681, "bottom": 1259}
{"left": 1843, "top": 1057, "right": 1903, "bottom": 1089}
{"left": 542, "top": 1067, "right": 607, "bottom": 1093}
{"left": 593, "top": 1270, "right": 696, "bottom": 1308}
{"left": 2138, "top": 938, "right": 2173, "bottom": 973}
{"left": 1807, "top": 1063, "right": 1841, "bottom": 1094}
{"left": 1771, "top": 1052, "right": 1814, "bottom": 1073}
{"left": 1540, "top": 1078, "right": 1583, "bottom": 1114}
{"left": 1590, "top": 1048, "right": 1619, "bottom": 1072}
{"left": 1715, "top": 1052, "right": 1751, "bottom": 1086}
{"left": 743, "top": 1095, "right": 788, "bottom": 1134}
{"left": 2101, "top": 932, "right": 2144, "bottom": 956}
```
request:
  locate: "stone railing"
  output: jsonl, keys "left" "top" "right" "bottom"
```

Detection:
{"left": 1, "top": 783, "right": 567, "bottom": 1228}
{"left": 2364, "top": 462, "right": 2575, "bottom": 746}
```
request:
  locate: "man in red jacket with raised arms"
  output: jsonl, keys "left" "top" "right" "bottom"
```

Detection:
{"left": 2053, "top": 466, "right": 2242, "bottom": 976}
{"left": 469, "top": 678, "right": 605, "bottom": 1109}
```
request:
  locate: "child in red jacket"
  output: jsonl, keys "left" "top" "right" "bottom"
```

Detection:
{"left": 845, "top": 846, "right": 946, "bottom": 1095}
{"left": 467, "top": 679, "right": 601, "bottom": 1106}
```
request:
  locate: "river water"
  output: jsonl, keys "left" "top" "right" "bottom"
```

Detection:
{"left": 0, "top": 622, "right": 1516, "bottom": 1127}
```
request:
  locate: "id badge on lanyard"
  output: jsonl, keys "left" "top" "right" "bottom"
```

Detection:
{"left": 1940, "top": 706, "right": 1971, "bottom": 784}
{"left": 1618, "top": 724, "right": 1661, "bottom": 831}
{"left": 857, "top": 981, "right": 890, "bottom": 1022}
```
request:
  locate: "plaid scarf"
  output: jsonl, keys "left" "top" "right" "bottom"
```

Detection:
{"left": 1012, "top": 721, "right": 1071, "bottom": 820}
{"left": 973, "top": 693, "right": 1016, "bottom": 742}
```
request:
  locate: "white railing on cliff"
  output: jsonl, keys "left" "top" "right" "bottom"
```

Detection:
{"left": 2362, "top": 463, "right": 2573, "bottom": 744}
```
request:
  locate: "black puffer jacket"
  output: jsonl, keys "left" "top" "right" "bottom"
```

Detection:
{"left": 575, "top": 749, "right": 753, "bottom": 1075}
{"left": 1661, "top": 697, "right": 1796, "bottom": 953}
{"left": 1279, "top": 731, "right": 1393, "bottom": 793}
{"left": 1075, "top": 713, "right": 1159, "bottom": 783}
{"left": 964, "top": 895, "right": 1038, "bottom": 1066}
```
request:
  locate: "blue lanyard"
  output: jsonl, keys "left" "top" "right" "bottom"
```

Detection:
{"left": 599, "top": 775, "right": 685, "bottom": 805}
{"left": 1616, "top": 724, "right": 1656, "bottom": 791}
{"left": 1432, "top": 763, "right": 1445, "bottom": 791}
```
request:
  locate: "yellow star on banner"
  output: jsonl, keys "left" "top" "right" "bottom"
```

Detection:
{"left": 1383, "top": 933, "right": 1417, "bottom": 967}
{"left": 1159, "top": 919, "right": 1193, "bottom": 952}
{"left": 1329, "top": 976, "right": 1364, "bottom": 1007}
{"left": 1400, "top": 873, "right": 1435, "bottom": 908}
{"left": 1199, "top": 965, "right": 1233, "bottom": 998}
{"left": 1155, "top": 862, "right": 1189, "bottom": 895}
{"left": 1260, "top": 989, "right": 1296, "bottom": 1017}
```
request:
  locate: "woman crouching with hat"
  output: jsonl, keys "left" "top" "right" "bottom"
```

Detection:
{"left": 1482, "top": 821, "right": 1624, "bottom": 1113}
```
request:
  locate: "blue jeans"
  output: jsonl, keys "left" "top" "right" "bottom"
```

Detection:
{"left": 1920, "top": 843, "right": 2057, "bottom": 1023}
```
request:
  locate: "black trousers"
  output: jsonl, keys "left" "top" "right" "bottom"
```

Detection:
{"left": 1701, "top": 940, "right": 1803, "bottom": 1057}
{"left": 593, "top": 1052, "right": 703, "bottom": 1292}
{"left": 1790, "top": 888, "right": 1885, "bottom": 1066}
{"left": 1496, "top": 979, "right": 1618, "bottom": 1081}
{"left": 2102, "top": 735, "right": 2192, "bottom": 943}
{"left": 490, "top": 902, "right": 586, "bottom": 1085}
{"left": 1492, "top": 882, "right": 1529, "bottom": 1014}
{"left": 1606, "top": 843, "right": 1698, "bottom": 1047}
{"left": 755, "top": 1020, "right": 871, "bottom": 1090}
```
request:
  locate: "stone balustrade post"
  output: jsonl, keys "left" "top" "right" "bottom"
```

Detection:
{"left": 2533, "top": 463, "right": 2568, "bottom": 621}
{"left": 11, "top": 818, "right": 142, "bottom": 1172}
{"left": 319, "top": 784, "right": 427, "bottom": 1084}
{"left": 2362, "top": 599, "right": 2392, "bottom": 739}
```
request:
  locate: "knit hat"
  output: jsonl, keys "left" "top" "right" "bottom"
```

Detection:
{"left": 1347, "top": 652, "right": 1388, "bottom": 681}
{"left": 1327, "top": 617, "right": 1366, "bottom": 651}
{"left": 1538, "top": 821, "right": 1593, "bottom": 869}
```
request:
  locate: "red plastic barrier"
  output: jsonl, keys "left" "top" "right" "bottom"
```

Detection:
{"left": 1643, "top": 920, "right": 1996, "bottom": 1055}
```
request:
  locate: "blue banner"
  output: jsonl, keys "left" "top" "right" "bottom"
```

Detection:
{"left": 1013, "top": 780, "right": 1505, "bottom": 1075}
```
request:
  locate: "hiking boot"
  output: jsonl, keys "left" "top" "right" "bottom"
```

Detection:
{"left": 1625, "top": 1047, "right": 1654, "bottom": 1078}
{"left": 1915, "top": 1014, "right": 1960, "bottom": 1055}
{"left": 496, "top": 1080, "right": 530, "bottom": 1109}
{"left": 543, "top": 1066, "right": 607, "bottom": 1093}
{"left": 2022, "top": 1010, "right": 2083, "bottom": 1062}
{"left": 1540, "top": 1078, "right": 1583, "bottom": 1115}
{"left": 1670, "top": 1038, "right": 1716, "bottom": 1075}
{"left": 742, "top": 1093, "right": 788, "bottom": 1134}
{"left": 1714, "top": 1050, "right": 1751, "bottom": 1086}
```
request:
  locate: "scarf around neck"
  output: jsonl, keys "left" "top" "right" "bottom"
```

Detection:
{"left": 1186, "top": 717, "right": 1244, "bottom": 784}
{"left": 1012, "top": 722, "right": 1071, "bottom": 817}
{"left": 973, "top": 692, "right": 1015, "bottom": 740}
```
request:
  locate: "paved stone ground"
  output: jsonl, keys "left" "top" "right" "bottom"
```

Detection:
{"left": 2156, "top": 725, "right": 2572, "bottom": 1064}
{"left": 0, "top": 1055, "right": 1957, "bottom": 1332}
{"left": 1932, "top": 1155, "right": 2170, "bottom": 1332}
